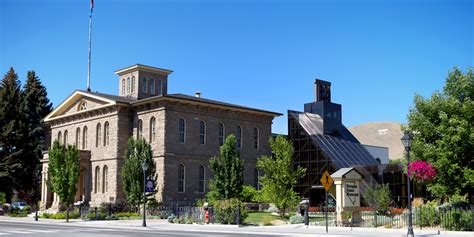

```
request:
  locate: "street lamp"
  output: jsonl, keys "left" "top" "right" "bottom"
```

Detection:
{"left": 35, "top": 169, "right": 41, "bottom": 222}
{"left": 401, "top": 132, "right": 414, "bottom": 237}
{"left": 142, "top": 160, "right": 148, "bottom": 227}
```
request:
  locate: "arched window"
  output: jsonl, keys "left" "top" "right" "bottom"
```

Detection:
{"left": 137, "top": 119, "right": 143, "bottom": 139}
{"left": 63, "top": 130, "right": 68, "bottom": 145}
{"left": 178, "top": 118, "right": 186, "bottom": 144}
{"left": 76, "top": 127, "right": 81, "bottom": 147}
{"left": 219, "top": 123, "right": 225, "bottom": 146}
{"left": 142, "top": 77, "right": 147, "bottom": 93}
{"left": 157, "top": 79, "right": 162, "bottom": 95}
{"left": 82, "top": 126, "right": 88, "bottom": 149}
{"left": 149, "top": 78, "right": 155, "bottom": 94}
{"left": 131, "top": 76, "right": 135, "bottom": 93}
{"left": 57, "top": 131, "right": 62, "bottom": 144}
{"left": 102, "top": 165, "right": 108, "bottom": 193}
{"left": 104, "top": 122, "right": 109, "bottom": 146}
{"left": 199, "top": 165, "right": 205, "bottom": 193}
{"left": 236, "top": 126, "right": 242, "bottom": 148}
{"left": 96, "top": 123, "right": 101, "bottom": 147}
{"left": 253, "top": 127, "right": 259, "bottom": 150}
{"left": 150, "top": 117, "right": 156, "bottom": 143}
{"left": 78, "top": 101, "right": 87, "bottom": 111}
{"left": 127, "top": 77, "right": 131, "bottom": 94}
{"left": 254, "top": 168, "right": 260, "bottom": 190}
{"left": 178, "top": 164, "right": 185, "bottom": 193}
{"left": 94, "top": 166, "right": 100, "bottom": 194}
{"left": 199, "top": 121, "right": 206, "bottom": 145}
{"left": 121, "top": 79, "right": 126, "bottom": 96}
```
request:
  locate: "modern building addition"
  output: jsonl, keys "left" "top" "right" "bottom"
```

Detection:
{"left": 39, "top": 64, "right": 281, "bottom": 210}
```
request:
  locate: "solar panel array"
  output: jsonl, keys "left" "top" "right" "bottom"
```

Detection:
{"left": 289, "top": 111, "right": 378, "bottom": 169}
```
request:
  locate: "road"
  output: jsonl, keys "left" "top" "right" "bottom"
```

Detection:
{"left": 0, "top": 221, "right": 281, "bottom": 237}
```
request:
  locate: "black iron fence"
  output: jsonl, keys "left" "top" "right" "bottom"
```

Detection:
{"left": 310, "top": 207, "right": 473, "bottom": 231}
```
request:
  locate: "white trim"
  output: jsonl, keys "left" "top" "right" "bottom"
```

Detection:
{"left": 44, "top": 91, "right": 117, "bottom": 122}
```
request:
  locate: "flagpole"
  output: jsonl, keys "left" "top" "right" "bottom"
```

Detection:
{"left": 87, "top": 4, "right": 93, "bottom": 92}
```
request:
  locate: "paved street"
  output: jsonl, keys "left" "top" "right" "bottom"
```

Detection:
{"left": 0, "top": 221, "right": 280, "bottom": 237}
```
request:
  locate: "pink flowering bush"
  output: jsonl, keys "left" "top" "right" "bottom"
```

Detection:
{"left": 408, "top": 160, "right": 436, "bottom": 182}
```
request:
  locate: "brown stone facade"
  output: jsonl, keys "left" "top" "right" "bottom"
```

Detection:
{"left": 40, "top": 64, "right": 280, "bottom": 210}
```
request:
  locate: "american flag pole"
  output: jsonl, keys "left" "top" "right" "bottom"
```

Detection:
{"left": 87, "top": 0, "right": 94, "bottom": 92}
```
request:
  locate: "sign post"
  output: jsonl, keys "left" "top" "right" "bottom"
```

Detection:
{"left": 320, "top": 171, "right": 333, "bottom": 233}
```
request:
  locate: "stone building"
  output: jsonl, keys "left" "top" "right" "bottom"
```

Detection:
{"left": 40, "top": 64, "right": 281, "bottom": 210}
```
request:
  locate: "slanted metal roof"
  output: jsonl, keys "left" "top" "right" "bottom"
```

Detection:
{"left": 289, "top": 110, "right": 378, "bottom": 169}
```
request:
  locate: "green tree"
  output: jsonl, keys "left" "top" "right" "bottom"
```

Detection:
{"left": 364, "top": 184, "right": 393, "bottom": 215}
{"left": 120, "top": 137, "right": 157, "bottom": 209}
{"left": 47, "top": 141, "right": 80, "bottom": 222}
{"left": 208, "top": 134, "right": 244, "bottom": 201}
{"left": 20, "top": 71, "right": 52, "bottom": 194}
{"left": 407, "top": 68, "right": 473, "bottom": 198}
{"left": 0, "top": 68, "right": 25, "bottom": 203}
{"left": 257, "top": 135, "right": 306, "bottom": 217}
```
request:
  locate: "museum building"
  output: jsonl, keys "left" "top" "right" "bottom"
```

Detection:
{"left": 39, "top": 64, "right": 281, "bottom": 210}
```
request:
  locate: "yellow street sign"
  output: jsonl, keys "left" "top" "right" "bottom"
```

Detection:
{"left": 320, "top": 170, "right": 333, "bottom": 191}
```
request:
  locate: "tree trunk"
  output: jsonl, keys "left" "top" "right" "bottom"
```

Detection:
{"left": 5, "top": 189, "right": 12, "bottom": 203}
{"left": 66, "top": 205, "right": 69, "bottom": 222}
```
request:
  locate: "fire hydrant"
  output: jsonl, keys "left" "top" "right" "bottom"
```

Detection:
{"left": 205, "top": 211, "right": 209, "bottom": 224}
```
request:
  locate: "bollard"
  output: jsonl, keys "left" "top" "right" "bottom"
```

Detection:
{"left": 108, "top": 203, "right": 112, "bottom": 217}
{"left": 236, "top": 204, "right": 241, "bottom": 226}
{"left": 304, "top": 205, "right": 309, "bottom": 227}
{"left": 95, "top": 207, "right": 98, "bottom": 220}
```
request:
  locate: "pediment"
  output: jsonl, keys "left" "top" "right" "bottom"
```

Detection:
{"left": 44, "top": 91, "right": 117, "bottom": 122}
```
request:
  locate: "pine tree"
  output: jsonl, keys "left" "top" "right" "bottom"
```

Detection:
{"left": 208, "top": 134, "right": 244, "bottom": 200}
{"left": 0, "top": 68, "right": 25, "bottom": 203}
{"left": 21, "top": 71, "right": 52, "bottom": 193}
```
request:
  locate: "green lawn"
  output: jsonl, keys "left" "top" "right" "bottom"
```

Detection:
{"left": 244, "top": 212, "right": 288, "bottom": 225}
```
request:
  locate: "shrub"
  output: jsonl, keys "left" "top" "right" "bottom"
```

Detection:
{"left": 213, "top": 198, "right": 249, "bottom": 224}
{"left": 115, "top": 212, "right": 140, "bottom": 218}
{"left": 167, "top": 213, "right": 176, "bottom": 223}
{"left": 86, "top": 211, "right": 107, "bottom": 220}
{"left": 158, "top": 210, "right": 173, "bottom": 219}
{"left": 289, "top": 214, "right": 304, "bottom": 224}
{"left": 241, "top": 185, "right": 258, "bottom": 203}
{"left": 441, "top": 208, "right": 472, "bottom": 231}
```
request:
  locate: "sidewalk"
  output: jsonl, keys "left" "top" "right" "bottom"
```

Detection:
{"left": 0, "top": 216, "right": 472, "bottom": 237}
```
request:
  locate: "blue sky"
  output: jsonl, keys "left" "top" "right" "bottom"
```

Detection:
{"left": 1, "top": 0, "right": 472, "bottom": 134}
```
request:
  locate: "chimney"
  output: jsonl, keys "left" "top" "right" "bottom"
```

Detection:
{"left": 195, "top": 91, "right": 201, "bottom": 98}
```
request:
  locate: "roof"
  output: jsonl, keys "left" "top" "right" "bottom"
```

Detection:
{"left": 133, "top": 93, "right": 282, "bottom": 117}
{"left": 331, "top": 167, "right": 355, "bottom": 178}
{"left": 77, "top": 90, "right": 136, "bottom": 103}
{"left": 289, "top": 110, "right": 378, "bottom": 169}
{"left": 114, "top": 64, "right": 173, "bottom": 76}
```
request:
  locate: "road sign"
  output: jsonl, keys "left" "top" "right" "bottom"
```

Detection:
{"left": 145, "top": 180, "right": 154, "bottom": 192}
{"left": 320, "top": 171, "right": 333, "bottom": 191}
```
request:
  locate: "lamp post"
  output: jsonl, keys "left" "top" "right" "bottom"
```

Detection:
{"left": 401, "top": 132, "right": 414, "bottom": 237}
{"left": 142, "top": 160, "right": 148, "bottom": 227}
{"left": 35, "top": 169, "right": 41, "bottom": 222}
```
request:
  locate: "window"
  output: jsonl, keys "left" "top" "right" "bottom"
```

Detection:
{"left": 102, "top": 165, "right": 108, "bottom": 193}
{"left": 178, "top": 164, "right": 185, "bottom": 193}
{"left": 254, "top": 168, "right": 260, "bottom": 190}
{"left": 142, "top": 77, "right": 147, "bottom": 93}
{"left": 199, "top": 121, "right": 206, "bottom": 145}
{"left": 137, "top": 119, "right": 143, "bottom": 139}
{"left": 149, "top": 78, "right": 155, "bottom": 94}
{"left": 63, "top": 130, "right": 68, "bottom": 145}
{"left": 236, "top": 126, "right": 242, "bottom": 148}
{"left": 121, "top": 79, "right": 125, "bottom": 96}
{"left": 131, "top": 76, "right": 135, "bottom": 93}
{"left": 219, "top": 123, "right": 225, "bottom": 146}
{"left": 253, "top": 127, "right": 259, "bottom": 149}
{"left": 94, "top": 166, "right": 100, "bottom": 194}
{"left": 82, "top": 126, "right": 88, "bottom": 149}
{"left": 199, "top": 165, "right": 205, "bottom": 193}
{"left": 127, "top": 77, "right": 131, "bottom": 94}
{"left": 150, "top": 117, "right": 156, "bottom": 143}
{"left": 157, "top": 79, "right": 162, "bottom": 95}
{"left": 104, "top": 122, "right": 109, "bottom": 146}
{"left": 78, "top": 101, "right": 87, "bottom": 111}
{"left": 57, "top": 131, "right": 62, "bottom": 144}
{"left": 178, "top": 118, "right": 186, "bottom": 144}
{"left": 96, "top": 123, "right": 101, "bottom": 147}
{"left": 75, "top": 127, "right": 81, "bottom": 147}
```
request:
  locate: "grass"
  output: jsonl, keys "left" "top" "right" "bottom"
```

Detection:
{"left": 244, "top": 212, "right": 288, "bottom": 225}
